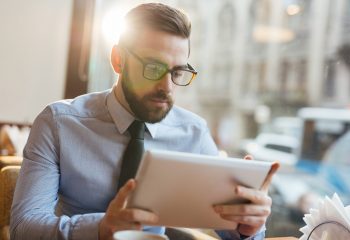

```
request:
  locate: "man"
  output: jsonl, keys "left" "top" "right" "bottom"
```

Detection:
{"left": 10, "top": 3, "right": 278, "bottom": 240}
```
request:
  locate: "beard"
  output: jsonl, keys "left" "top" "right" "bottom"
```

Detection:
{"left": 121, "top": 65, "right": 174, "bottom": 123}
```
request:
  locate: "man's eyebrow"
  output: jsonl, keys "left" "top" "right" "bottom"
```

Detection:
{"left": 142, "top": 57, "right": 188, "bottom": 69}
{"left": 172, "top": 64, "right": 189, "bottom": 70}
{"left": 143, "top": 57, "right": 165, "bottom": 64}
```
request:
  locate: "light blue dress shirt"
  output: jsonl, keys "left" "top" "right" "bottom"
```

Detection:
{"left": 10, "top": 89, "right": 264, "bottom": 240}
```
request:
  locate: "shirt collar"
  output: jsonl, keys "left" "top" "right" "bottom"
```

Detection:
{"left": 106, "top": 88, "right": 158, "bottom": 138}
{"left": 145, "top": 122, "right": 158, "bottom": 138}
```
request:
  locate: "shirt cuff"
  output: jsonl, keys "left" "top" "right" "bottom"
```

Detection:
{"left": 216, "top": 225, "right": 266, "bottom": 240}
{"left": 70, "top": 213, "right": 104, "bottom": 240}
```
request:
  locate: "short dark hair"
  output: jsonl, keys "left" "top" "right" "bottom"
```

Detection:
{"left": 119, "top": 3, "right": 191, "bottom": 49}
{"left": 338, "top": 44, "right": 350, "bottom": 70}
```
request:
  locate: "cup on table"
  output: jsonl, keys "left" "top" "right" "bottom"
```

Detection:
{"left": 113, "top": 230, "right": 169, "bottom": 240}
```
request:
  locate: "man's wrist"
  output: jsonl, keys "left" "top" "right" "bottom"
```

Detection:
{"left": 239, "top": 233, "right": 250, "bottom": 239}
{"left": 98, "top": 215, "right": 113, "bottom": 240}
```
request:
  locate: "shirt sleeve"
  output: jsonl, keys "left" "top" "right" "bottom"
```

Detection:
{"left": 10, "top": 107, "right": 104, "bottom": 240}
{"left": 198, "top": 124, "right": 219, "bottom": 156}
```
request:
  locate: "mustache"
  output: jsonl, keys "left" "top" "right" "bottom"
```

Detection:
{"left": 148, "top": 91, "right": 173, "bottom": 102}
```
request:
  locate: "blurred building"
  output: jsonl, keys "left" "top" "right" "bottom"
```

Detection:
{"left": 88, "top": 0, "right": 350, "bottom": 152}
{"left": 2, "top": 0, "right": 350, "bottom": 151}
{"left": 175, "top": 0, "right": 350, "bottom": 151}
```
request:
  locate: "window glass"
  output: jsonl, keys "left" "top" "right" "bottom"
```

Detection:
{"left": 88, "top": 1, "right": 350, "bottom": 237}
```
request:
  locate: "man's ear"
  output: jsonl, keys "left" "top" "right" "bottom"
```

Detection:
{"left": 111, "top": 45, "right": 125, "bottom": 74}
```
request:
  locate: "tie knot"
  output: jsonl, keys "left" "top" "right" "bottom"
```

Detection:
{"left": 128, "top": 120, "right": 145, "bottom": 139}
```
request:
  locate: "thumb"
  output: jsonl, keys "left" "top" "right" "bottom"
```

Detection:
{"left": 243, "top": 155, "right": 254, "bottom": 160}
{"left": 112, "top": 179, "right": 137, "bottom": 209}
{"left": 261, "top": 162, "right": 279, "bottom": 192}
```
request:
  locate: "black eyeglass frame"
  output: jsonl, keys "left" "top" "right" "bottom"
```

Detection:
{"left": 124, "top": 47, "right": 197, "bottom": 86}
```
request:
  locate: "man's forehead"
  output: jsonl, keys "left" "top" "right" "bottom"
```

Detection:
{"left": 131, "top": 28, "right": 189, "bottom": 64}
{"left": 132, "top": 28, "right": 188, "bottom": 49}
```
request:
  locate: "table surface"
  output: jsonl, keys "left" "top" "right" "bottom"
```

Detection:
{"left": 266, "top": 238, "right": 298, "bottom": 240}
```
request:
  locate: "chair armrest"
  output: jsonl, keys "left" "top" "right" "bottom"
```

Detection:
{"left": 0, "top": 156, "right": 22, "bottom": 169}
{"left": 0, "top": 166, "right": 21, "bottom": 228}
{"left": 0, "top": 225, "right": 10, "bottom": 240}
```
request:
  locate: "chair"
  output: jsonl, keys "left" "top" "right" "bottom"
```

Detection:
{"left": 0, "top": 166, "right": 20, "bottom": 240}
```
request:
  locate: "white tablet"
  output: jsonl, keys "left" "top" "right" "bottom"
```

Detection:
{"left": 128, "top": 150, "right": 274, "bottom": 230}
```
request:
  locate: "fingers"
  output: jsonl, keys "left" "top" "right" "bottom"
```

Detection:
{"left": 219, "top": 215, "right": 267, "bottom": 227}
{"left": 112, "top": 221, "right": 143, "bottom": 231}
{"left": 101, "top": 208, "right": 159, "bottom": 236}
{"left": 214, "top": 204, "right": 271, "bottom": 220}
{"left": 119, "top": 208, "right": 159, "bottom": 225}
{"left": 99, "top": 180, "right": 159, "bottom": 239}
{"left": 214, "top": 204, "right": 270, "bottom": 217}
{"left": 238, "top": 223, "right": 262, "bottom": 237}
{"left": 214, "top": 203, "right": 269, "bottom": 231}
{"left": 261, "top": 162, "right": 280, "bottom": 192}
{"left": 214, "top": 201, "right": 270, "bottom": 236}
{"left": 234, "top": 186, "right": 272, "bottom": 205}
{"left": 213, "top": 185, "right": 272, "bottom": 226}
{"left": 109, "top": 179, "right": 159, "bottom": 224}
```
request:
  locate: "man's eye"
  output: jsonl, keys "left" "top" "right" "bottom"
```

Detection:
{"left": 173, "top": 70, "right": 184, "bottom": 78}
{"left": 145, "top": 63, "right": 167, "bottom": 79}
{"left": 146, "top": 64, "right": 157, "bottom": 71}
{"left": 147, "top": 64, "right": 165, "bottom": 72}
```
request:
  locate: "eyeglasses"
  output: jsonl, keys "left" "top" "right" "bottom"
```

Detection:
{"left": 124, "top": 48, "right": 197, "bottom": 86}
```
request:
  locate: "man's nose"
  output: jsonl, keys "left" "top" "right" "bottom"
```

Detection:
{"left": 156, "top": 72, "right": 174, "bottom": 93}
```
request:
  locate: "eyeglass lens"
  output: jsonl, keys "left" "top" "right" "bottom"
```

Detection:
{"left": 144, "top": 63, "right": 194, "bottom": 85}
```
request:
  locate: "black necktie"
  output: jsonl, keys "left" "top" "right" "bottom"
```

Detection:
{"left": 117, "top": 120, "right": 145, "bottom": 191}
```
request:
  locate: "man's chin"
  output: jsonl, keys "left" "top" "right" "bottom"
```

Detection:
{"left": 127, "top": 96, "right": 173, "bottom": 123}
{"left": 145, "top": 109, "right": 170, "bottom": 123}
{"left": 136, "top": 104, "right": 170, "bottom": 123}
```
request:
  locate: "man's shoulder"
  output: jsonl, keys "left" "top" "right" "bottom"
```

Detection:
{"left": 46, "top": 90, "right": 110, "bottom": 118}
{"left": 164, "top": 105, "right": 207, "bottom": 128}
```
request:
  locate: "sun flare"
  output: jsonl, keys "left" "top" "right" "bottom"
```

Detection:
{"left": 102, "top": 8, "right": 127, "bottom": 45}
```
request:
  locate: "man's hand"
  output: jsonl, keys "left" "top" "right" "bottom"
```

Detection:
{"left": 99, "top": 179, "right": 159, "bottom": 240}
{"left": 213, "top": 156, "right": 279, "bottom": 237}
